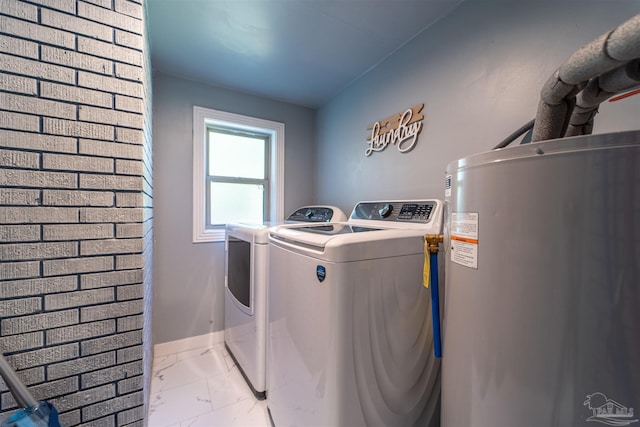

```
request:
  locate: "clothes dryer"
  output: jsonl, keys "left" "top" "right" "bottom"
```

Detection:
{"left": 267, "top": 200, "right": 443, "bottom": 427}
{"left": 224, "top": 206, "right": 346, "bottom": 398}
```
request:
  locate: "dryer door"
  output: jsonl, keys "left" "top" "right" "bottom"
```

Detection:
{"left": 226, "top": 236, "right": 252, "bottom": 313}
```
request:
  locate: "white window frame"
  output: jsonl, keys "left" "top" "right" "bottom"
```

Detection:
{"left": 193, "top": 106, "right": 284, "bottom": 243}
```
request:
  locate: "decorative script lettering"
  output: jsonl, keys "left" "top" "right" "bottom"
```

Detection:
{"left": 365, "top": 104, "right": 424, "bottom": 156}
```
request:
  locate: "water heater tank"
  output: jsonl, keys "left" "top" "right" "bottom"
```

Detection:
{"left": 442, "top": 130, "right": 640, "bottom": 427}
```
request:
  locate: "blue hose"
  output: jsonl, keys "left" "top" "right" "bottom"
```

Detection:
{"left": 429, "top": 252, "right": 442, "bottom": 358}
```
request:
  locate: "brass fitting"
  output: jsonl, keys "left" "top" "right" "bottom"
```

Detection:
{"left": 425, "top": 234, "right": 444, "bottom": 254}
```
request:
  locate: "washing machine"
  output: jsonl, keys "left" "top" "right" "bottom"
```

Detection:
{"left": 267, "top": 200, "right": 444, "bottom": 427}
{"left": 224, "top": 205, "right": 346, "bottom": 398}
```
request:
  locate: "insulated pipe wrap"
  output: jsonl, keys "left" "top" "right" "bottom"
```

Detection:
{"left": 625, "top": 59, "right": 640, "bottom": 80}
{"left": 569, "top": 105, "right": 599, "bottom": 126}
{"left": 576, "top": 78, "right": 613, "bottom": 109}
{"left": 569, "top": 61, "right": 640, "bottom": 132}
{"left": 531, "top": 100, "right": 570, "bottom": 141}
{"left": 598, "top": 61, "right": 640, "bottom": 92}
{"left": 607, "top": 14, "right": 640, "bottom": 60}
{"left": 540, "top": 70, "right": 576, "bottom": 105}
{"left": 565, "top": 122, "right": 593, "bottom": 137}
{"left": 532, "top": 13, "right": 640, "bottom": 143}
{"left": 558, "top": 32, "right": 623, "bottom": 85}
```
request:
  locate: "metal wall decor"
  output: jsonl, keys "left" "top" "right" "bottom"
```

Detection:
{"left": 365, "top": 104, "right": 424, "bottom": 156}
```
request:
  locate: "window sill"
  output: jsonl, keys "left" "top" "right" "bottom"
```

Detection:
{"left": 193, "top": 228, "right": 225, "bottom": 243}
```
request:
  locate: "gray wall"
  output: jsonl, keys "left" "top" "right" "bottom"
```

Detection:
{"left": 152, "top": 73, "right": 316, "bottom": 344}
{"left": 316, "top": 1, "right": 640, "bottom": 213}
{"left": 0, "top": 1, "right": 152, "bottom": 426}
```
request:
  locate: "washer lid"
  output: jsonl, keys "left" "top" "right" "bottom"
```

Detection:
{"left": 269, "top": 224, "right": 434, "bottom": 262}
{"left": 268, "top": 199, "right": 443, "bottom": 262}
{"left": 291, "top": 223, "right": 383, "bottom": 235}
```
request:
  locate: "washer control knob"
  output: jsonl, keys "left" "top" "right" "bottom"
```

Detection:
{"left": 378, "top": 204, "right": 392, "bottom": 218}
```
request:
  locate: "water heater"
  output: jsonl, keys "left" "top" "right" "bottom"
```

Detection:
{"left": 441, "top": 130, "right": 640, "bottom": 426}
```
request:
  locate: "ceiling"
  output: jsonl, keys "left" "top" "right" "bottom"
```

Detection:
{"left": 146, "top": 0, "right": 463, "bottom": 108}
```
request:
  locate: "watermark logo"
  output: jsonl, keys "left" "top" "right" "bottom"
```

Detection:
{"left": 584, "top": 392, "right": 638, "bottom": 426}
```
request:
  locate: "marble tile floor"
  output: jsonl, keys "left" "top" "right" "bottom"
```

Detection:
{"left": 148, "top": 341, "right": 271, "bottom": 427}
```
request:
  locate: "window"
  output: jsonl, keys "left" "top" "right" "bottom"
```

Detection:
{"left": 193, "top": 106, "right": 284, "bottom": 243}
{"left": 207, "top": 127, "right": 268, "bottom": 226}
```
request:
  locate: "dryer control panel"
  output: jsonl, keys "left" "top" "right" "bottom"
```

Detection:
{"left": 288, "top": 207, "right": 337, "bottom": 222}
{"left": 351, "top": 200, "right": 437, "bottom": 223}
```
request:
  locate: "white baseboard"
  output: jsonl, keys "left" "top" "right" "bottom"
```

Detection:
{"left": 153, "top": 331, "right": 224, "bottom": 357}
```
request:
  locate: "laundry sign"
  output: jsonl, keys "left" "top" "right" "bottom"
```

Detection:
{"left": 365, "top": 104, "right": 424, "bottom": 156}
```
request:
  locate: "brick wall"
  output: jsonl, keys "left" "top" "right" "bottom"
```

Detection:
{"left": 140, "top": 4, "right": 152, "bottom": 426}
{"left": 0, "top": 1, "right": 152, "bottom": 426}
